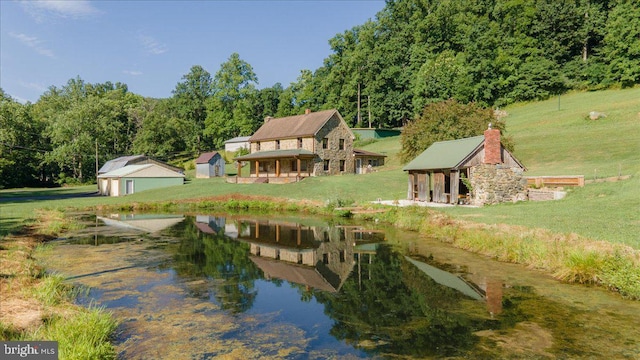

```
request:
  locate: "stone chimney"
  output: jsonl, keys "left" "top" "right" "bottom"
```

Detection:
{"left": 305, "top": 108, "right": 311, "bottom": 115}
{"left": 264, "top": 116, "right": 274, "bottom": 123}
{"left": 484, "top": 123, "right": 502, "bottom": 164}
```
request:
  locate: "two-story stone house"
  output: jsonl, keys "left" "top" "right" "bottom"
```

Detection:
{"left": 233, "top": 109, "right": 355, "bottom": 183}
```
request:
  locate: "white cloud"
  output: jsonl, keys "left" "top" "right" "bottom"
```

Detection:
{"left": 21, "top": 0, "right": 101, "bottom": 21}
{"left": 137, "top": 34, "right": 168, "bottom": 55}
{"left": 123, "top": 70, "right": 143, "bottom": 76}
{"left": 10, "top": 32, "right": 56, "bottom": 58}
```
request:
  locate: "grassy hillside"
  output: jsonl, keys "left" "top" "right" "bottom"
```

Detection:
{"left": 1, "top": 88, "right": 638, "bottom": 247}
{"left": 505, "top": 87, "right": 640, "bottom": 177}
{"left": 442, "top": 87, "right": 640, "bottom": 248}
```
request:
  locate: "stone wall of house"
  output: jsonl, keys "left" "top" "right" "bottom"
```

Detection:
{"left": 313, "top": 114, "right": 355, "bottom": 175}
{"left": 470, "top": 164, "right": 527, "bottom": 205}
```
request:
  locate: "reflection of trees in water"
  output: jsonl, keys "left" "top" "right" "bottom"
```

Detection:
{"left": 314, "top": 244, "right": 482, "bottom": 358}
{"left": 164, "top": 217, "right": 262, "bottom": 314}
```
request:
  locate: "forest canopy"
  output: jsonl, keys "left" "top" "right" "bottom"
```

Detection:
{"left": 1, "top": 0, "right": 638, "bottom": 188}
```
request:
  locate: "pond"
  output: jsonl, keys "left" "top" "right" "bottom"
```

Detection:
{"left": 43, "top": 213, "right": 640, "bottom": 359}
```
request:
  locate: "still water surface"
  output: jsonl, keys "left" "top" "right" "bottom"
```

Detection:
{"left": 44, "top": 213, "right": 640, "bottom": 359}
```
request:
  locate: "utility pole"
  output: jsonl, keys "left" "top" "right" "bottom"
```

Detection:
{"left": 368, "top": 95, "right": 372, "bottom": 128}
{"left": 95, "top": 139, "right": 99, "bottom": 190}
{"left": 357, "top": 82, "right": 362, "bottom": 127}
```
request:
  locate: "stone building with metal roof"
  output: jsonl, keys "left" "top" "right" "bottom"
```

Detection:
{"left": 232, "top": 109, "right": 356, "bottom": 183}
{"left": 403, "top": 127, "right": 526, "bottom": 205}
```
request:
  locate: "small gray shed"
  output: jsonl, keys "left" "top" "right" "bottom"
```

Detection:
{"left": 195, "top": 151, "right": 225, "bottom": 178}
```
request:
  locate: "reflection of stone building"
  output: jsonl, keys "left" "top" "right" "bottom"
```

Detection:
{"left": 231, "top": 219, "right": 384, "bottom": 293}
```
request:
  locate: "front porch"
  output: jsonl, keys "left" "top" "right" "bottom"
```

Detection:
{"left": 232, "top": 149, "right": 316, "bottom": 184}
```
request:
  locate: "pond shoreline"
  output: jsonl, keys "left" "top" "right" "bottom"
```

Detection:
{"left": 1, "top": 195, "right": 639, "bottom": 352}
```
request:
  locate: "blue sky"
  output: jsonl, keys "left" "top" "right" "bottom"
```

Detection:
{"left": 0, "top": 0, "right": 385, "bottom": 103}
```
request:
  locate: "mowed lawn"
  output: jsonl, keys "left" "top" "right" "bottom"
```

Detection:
{"left": 1, "top": 87, "right": 639, "bottom": 247}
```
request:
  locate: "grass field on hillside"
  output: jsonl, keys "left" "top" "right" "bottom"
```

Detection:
{"left": 505, "top": 87, "right": 640, "bottom": 177}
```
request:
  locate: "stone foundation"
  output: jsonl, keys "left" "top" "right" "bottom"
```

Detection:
{"left": 470, "top": 164, "right": 528, "bottom": 205}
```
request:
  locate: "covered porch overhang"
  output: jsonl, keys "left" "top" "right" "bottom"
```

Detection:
{"left": 405, "top": 167, "right": 471, "bottom": 204}
{"left": 233, "top": 149, "right": 316, "bottom": 182}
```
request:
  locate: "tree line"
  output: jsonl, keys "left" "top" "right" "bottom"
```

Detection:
{"left": 1, "top": 0, "right": 638, "bottom": 188}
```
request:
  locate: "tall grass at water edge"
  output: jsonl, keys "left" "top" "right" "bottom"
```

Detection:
{"left": 360, "top": 206, "right": 640, "bottom": 299}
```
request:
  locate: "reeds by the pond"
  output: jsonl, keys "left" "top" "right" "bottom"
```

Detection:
{"left": 0, "top": 210, "right": 118, "bottom": 359}
{"left": 359, "top": 206, "right": 640, "bottom": 300}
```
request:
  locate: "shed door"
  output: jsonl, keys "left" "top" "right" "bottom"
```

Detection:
{"left": 111, "top": 179, "right": 120, "bottom": 196}
{"left": 125, "top": 180, "right": 134, "bottom": 195}
{"left": 433, "top": 173, "right": 445, "bottom": 203}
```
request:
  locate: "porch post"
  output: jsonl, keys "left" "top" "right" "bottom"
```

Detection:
{"left": 451, "top": 170, "right": 459, "bottom": 204}
{"left": 237, "top": 161, "right": 242, "bottom": 177}
{"left": 276, "top": 159, "right": 281, "bottom": 177}
{"left": 255, "top": 160, "right": 259, "bottom": 177}
{"left": 297, "top": 158, "right": 301, "bottom": 177}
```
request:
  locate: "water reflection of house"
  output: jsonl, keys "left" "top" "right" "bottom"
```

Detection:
{"left": 231, "top": 219, "right": 383, "bottom": 293}
{"left": 405, "top": 257, "right": 485, "bottom": 301}
{"left": 406, "top": 256, "right": 505, "bottom": 316}
{"left": 98, "top": 214, "right": 185, "bottom": 233}
{"left": 194, "top": 215, "right": 226, "bottom": 234}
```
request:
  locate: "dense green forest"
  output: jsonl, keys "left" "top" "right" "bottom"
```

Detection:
{"left": 1, "top": 0, "right": 638, "bottom": 188}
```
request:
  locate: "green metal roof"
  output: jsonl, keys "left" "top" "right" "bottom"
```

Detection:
{"left": 402, "top": 136, "right": 484, "bottom": 171}
{"left": 234, "top": 149, "right": 315, "bottom": 161}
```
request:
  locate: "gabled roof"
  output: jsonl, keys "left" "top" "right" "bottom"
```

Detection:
{"left": 249, "top": 109, "right": 350, "bottom": 142}
{"left": 98, "top": 155, "right": 146, "bottom": 174}
{"left": 195, "top": 151, "right": 220, "bottom": 164}
{"left": 98, "top": 155, "right": 184, "bottom": 174}
{"left": 97, "top": 164, "right": 185, "bottom": 178}
{"left": 249, "top": 256, "right": 339, "bottom": 293}
{"left": 234, "top": 149, "right": 315, "bottom": 161}
{"left": 353, "top": 149, "right": 387, "bottom": 158}
{"left": 403, "top": 136, "right": 485, "bottom": 171}
{"left": 224, "top": 136, "right": 251, "bottom": 144}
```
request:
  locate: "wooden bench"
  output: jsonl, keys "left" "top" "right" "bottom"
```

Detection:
{"left": 526, "top": 176, "right": 584, "bottom": 188}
